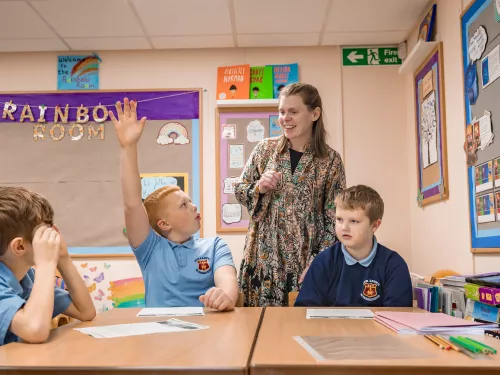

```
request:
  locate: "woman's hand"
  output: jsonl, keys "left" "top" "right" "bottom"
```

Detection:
{"left": 258, "top": 170, "right": 282, "bottom": 194}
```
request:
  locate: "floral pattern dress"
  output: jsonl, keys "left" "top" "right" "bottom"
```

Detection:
{"left": 234, "top": 137, "right": 346, "bottom": 307}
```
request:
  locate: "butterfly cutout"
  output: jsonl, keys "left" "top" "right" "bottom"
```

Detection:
{"left": 83, "top": 275, "right": 89, "bottom": 279}
{"left": 80, "top": 263, "right": 88, "bottom": 268}
{"left": 94, "top": 289, "right": 105, "bottom": 301}
{"left": 89, "top": 267, "right": 97, "bottom": 272}
{"left": 104, "top": 263, "right": 110, "bottom": 269}
{"left": 94, "top": 272, "right": 105, "bottom": 283}
{"left": 87, "top": 283, "right": 96, "bottom": 293}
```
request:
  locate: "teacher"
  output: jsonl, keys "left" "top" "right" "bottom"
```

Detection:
{"left": 234, "top": 83, "right": 346, "bottom": 307}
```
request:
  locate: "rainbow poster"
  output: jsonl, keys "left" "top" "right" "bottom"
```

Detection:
{"left": 108, "top": 277, "right": 145, "bottom": 308}
{"left": 57, "top": 54, "right": 101, "bottom": 90}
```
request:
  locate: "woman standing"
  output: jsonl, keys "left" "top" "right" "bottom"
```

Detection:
{"left": 234, "top": 83, "right": 346, "bottom": 307}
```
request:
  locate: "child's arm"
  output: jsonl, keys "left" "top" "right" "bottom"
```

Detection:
{"left": 200, "top": 266, "right": 238, "bottom": 311}
{"left": 9, "top": 226, "right": 60, "bottom": 343}
{"left": 109, "top": 98, "right": 149, "bottom": 248}
{"left": 294, "top": 256, "right": 329, "bottom": 306}
{"left": 54, "top": 226, "right": 95, "bottom": 322}
{"left": 382, "top": 254, "right": 413, "bottom": 307}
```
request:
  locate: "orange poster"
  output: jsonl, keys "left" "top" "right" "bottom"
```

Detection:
{"left": 217, "top": 64, "right": 250, "bottom": 100}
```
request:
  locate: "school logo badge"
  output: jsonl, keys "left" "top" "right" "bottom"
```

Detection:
{"left": 361, "top": 279, "right": 380, "bottom": 301}
{"left": 195, "top": 257, "right": 211, "bottom": 274}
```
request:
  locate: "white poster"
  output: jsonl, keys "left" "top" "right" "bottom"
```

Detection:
{"left": 481, "top": 44, "right": 500, "bottom": 89}
{"left": 247, "top": 120, "right": 265, "bottom": 143}
{"left": 420, "top": 91, "right": 438, "bottom": 169}
{"left": 229, "top": 144, "right": 244, "bottom": 169}
{"left": 222, "top": 203, "right": 242, "bottom": 224}
{"left": 223, "top": 177, "right": 239, "bottom": 194}
{"left": 222, "top": 124, "right": 236, "bottom": 139}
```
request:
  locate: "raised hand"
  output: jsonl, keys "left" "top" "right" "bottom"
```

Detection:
{"left": 109, "top": 98, "right": 147, "bottom": 148}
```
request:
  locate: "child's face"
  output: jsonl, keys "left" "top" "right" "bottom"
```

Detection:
{"left": 335, "top": 207, "right": 381, "bottom": 252}
{"left": 160, "top": 190, "right": 200, "bottom": 238}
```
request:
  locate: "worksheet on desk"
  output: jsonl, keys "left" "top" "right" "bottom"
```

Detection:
{"left": 74, "top": 318, "right": 209, "bottom": 338}
{"left": 306, "top": 309, "right": 374, "bottom": 319}
{"left": 136, "top": 307, "right": 205, "bottom": 317}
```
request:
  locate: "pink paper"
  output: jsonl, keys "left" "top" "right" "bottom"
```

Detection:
{"left": 375, "top": 311, "right": 485, "bottom": 330}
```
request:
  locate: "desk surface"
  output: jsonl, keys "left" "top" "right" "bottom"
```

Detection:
{"left": 0, "top": 307, "right": 263, "bottom": 375}
{"left": 251, "top": 307, "right": 500, "bottom": 375}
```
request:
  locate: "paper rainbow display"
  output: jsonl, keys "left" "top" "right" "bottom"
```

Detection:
{"left": 108, "top": 277, "right": 145, "bottom": 308}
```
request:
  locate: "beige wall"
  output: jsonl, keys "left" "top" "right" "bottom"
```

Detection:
{"left": 404, "top": 0, "right": 500, "bottom": 275}
{"left": 342, "top": 65, "right": 410, "bottom": 261}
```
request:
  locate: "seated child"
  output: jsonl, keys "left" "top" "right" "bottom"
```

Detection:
{"left": 109, "top": 98, "right": 238, "bottom": 310}
{"left": 0, "top": 187, "right": 96, "bottom": 346}
{"left": 295, "top": 185, "right": 412, "bottom": 307}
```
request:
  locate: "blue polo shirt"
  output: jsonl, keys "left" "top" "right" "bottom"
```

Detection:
{"left": 132, "top": 228, "right": 235, "bottom": 307}
{"left": 0, "top": 262, "right": 72, "bottom": 346}
{"left": 295, "top": 238, "right": 412, "bottom": 307}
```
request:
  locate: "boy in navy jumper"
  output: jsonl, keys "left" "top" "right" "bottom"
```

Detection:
{"left": 295, "top": 185, "right": 412, "bottom": 307}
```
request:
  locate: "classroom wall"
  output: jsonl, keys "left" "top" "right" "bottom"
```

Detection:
{"left": 342, "top": 65, "right": 410, "bottom": 260}
{"left": 405, "top": 0, "right": 500, "bottom": 275}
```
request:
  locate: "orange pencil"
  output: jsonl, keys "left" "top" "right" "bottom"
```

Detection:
{"left": 424, "top": 335, "right": 445, "bottom": 349}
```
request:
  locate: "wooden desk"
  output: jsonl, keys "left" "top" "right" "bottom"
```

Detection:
{"left": 0, "top": 307, "right": 263, "bottom": 375}
{"left": 250, "top": 307, "right": 500, "bottom": 375}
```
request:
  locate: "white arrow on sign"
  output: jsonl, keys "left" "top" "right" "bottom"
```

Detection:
{"left": 347, "top": 51, "right": 363, "bottom": 63}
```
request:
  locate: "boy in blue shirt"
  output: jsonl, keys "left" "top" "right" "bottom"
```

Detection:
{"left": 109, "top": 98, "right": 238, "bottom": 310}
{"left": 295, "top": 185, "right": 412, "bottom": 307}
{"left": 0, "top": 187, "right": 96, "bottom": 346}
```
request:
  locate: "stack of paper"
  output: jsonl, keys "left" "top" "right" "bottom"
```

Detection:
{"left": 374, "top": 311, "right": 498, "bottom": 335}
{"left": 75, "top": 318, "right": 209, "bottom": 339}
{"left": 306, "top": 309, "right": 374, "bottom": 319}
{"left": 136, "top": 307, "right": 204, "bottom": 317}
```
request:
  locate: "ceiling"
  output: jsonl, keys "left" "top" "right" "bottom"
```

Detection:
{"left": 0, "top": 0, "right": 430, "bottom": 52}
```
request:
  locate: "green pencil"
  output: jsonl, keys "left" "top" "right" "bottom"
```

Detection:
{"left": 464, "top": 337, "right": 497, "bottom": 354}
{"left": 449, "top": 336, "right": 481, "bottom": 354}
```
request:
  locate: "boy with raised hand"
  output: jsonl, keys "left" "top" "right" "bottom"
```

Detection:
{"left": 109, "top": 98, "right": 238, "bottom": 310}
{"left": 0, "top": 187, "right": 95, "bottom": 346}
{"left": 295, "top": 185, "right": 412, "bottom": 307}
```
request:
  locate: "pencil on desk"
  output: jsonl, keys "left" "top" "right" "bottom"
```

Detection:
{"left": 436, "top": 335, "right": 459, "bottom": 351}
{"left": 432, "top": 335, "right": 451, "bottom": 350}
{"left": 424, "top": 335, "right": 445, "bottom": 349}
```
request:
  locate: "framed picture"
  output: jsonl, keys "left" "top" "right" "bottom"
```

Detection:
{"left": 418, "top": 3, "right": 437, "bottom": 42}
{"left": 414, "top": 42, "right": 449, "bottom": 207}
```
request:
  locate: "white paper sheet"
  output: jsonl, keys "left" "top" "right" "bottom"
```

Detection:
{"left": 306, "top": 309, "right": 374, "bottom": 319}
{"left": 136, "top": 307, "right": 204, "bottom": 317}
{"left": 74, "top": 318, "right": 209, "bottom": 338}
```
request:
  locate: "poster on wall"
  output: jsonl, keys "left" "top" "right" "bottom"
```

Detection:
{"left": 57, "top": 54, "right": 101, "bottom": 90}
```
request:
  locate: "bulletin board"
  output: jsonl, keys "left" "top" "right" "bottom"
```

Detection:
{"left": 0, "top": 89, "right": 202, "bottom": 257}
{"left": 215, "top": 107, "right": 280, "bottom": 232}
{"left": 414, "top": 42, "right": 449, "bottom": 208}
{"left": 461, "top": 0, "right": 500, "bottom": 253}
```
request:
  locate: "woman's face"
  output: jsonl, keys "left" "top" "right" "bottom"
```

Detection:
{"left": 278, "top": 95, "right": 318, "bottom": 143}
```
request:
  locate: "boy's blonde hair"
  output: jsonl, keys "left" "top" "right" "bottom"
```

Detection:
{"left": 335, "top": 185, "right": 384, "bottom": 223}
{"left": 0, "top": 186, "right": 54, "bottom": 255}
{"left": 143, "top": 185, "right": 180, "bottom": 232}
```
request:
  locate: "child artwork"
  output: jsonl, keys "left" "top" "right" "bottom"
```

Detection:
{"left": 223, "top": 177, "right": 239, "bottom": 194}
{"left": 477, "top": 192, "right": 495, "bottom": 223}
{"left": 78, "top": 262, "right": 114, "bottom": 312}
{"left": 157, "top": 122, "right": 190, "bottom": 145}
{"left": 229, "top": 144, "right": 245, "bottom": 169}
{"left": 495, "top": 157, "right": 500, "bottom": 186}
{"left": 476, "top": 161, "right": 493, "bottom": 193}
{"left": 420, "top": 91, "right": 438, "bottom": 168}
{"left": 109, "top": 277, "right": 145, "bottom": 308}
{"left": 247, "top": 120, "right": 265, "bottom": 143}
{"left": 418, "top": 4, "right": 436, "bottom": 42}
{"left": 269, "top": 115, "right": 282, "bottom": 138}
{"left": 222, "top": 203, "right": 242, "bottom": 224}
{"left": 140, "top": 173, "right": 188, "bottom": 199}
{"left": 57, "top": 54, "right": 101, "bottom": 90}
{"left": 222, "top": 124, "right": 236, "bottom": 139}
{"left": 496, "top": 192, "right": 500, "bottom": 221}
